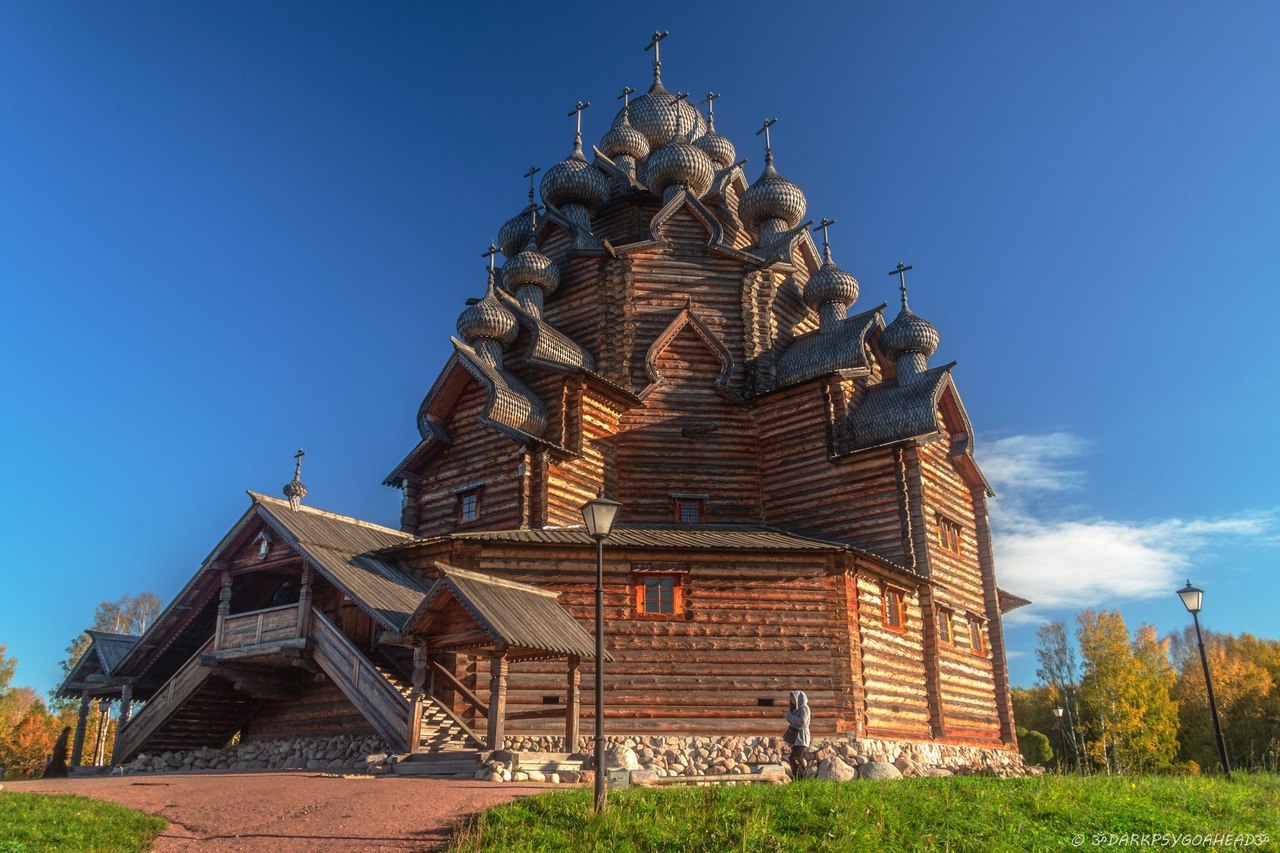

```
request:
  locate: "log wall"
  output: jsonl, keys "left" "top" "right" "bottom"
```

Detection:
{"left": 854, "top": 574, "right": 931, "bottom": 740}
{"left": 241, "top": 676, "right": 375, "bottom": 742}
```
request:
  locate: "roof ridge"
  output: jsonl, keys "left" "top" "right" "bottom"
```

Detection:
{"left": 247, "top": 491, "right": 411, "bottom": 538}
{"left": 84, "top": 630, "right": 141, "bottom": 641}
{"left": 432, "top": 561, "right": 561, "bottom": 599}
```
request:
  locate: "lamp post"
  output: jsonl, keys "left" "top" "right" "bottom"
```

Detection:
{"left": 1177, "top": 580, "right": 1231, "bottom": 780}
{"left": 581, "top": 494, "right": 622, "bottom": 814}
{"left": 1052, "top": 706, "right": 1064, "bottom": 774}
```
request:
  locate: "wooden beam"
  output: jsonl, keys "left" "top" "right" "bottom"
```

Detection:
{"left": 70, "top": 695, "right": 90, "bottom": 767}
{"left": 486, "top": 646, "right": 508, "bottom": 751}
{"left": 429, "top": 660, "right": 488, "bottom": 717}
{"left": 566, "top": 654, "right": 580, "bottom": 752}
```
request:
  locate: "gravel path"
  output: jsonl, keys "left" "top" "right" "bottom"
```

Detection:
{"left": 6, "top": 772, "right": 551, "bottom": 851}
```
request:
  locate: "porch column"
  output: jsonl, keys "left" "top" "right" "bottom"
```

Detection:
{"left": 214, "top": 572, "right": 232, "bottom": 650}
{"left": 409, "top": 643, "right": 427, "bottom": 751}
{"left": 565, "top": 654, "right": 581, "bottom": 753}
{"left": 298, "top": 566, "right": 313, "bottom": 637}
{"left": 70, "top": 694, "right": 91, "bottom": 767}
{"left": 486, "top": 646, "right": 509, "bottom": 752}
{"left": 112, "top": 684, "right": 134, "bottom": 765}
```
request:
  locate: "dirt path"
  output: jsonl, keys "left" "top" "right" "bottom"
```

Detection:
{"left": 6, "top": 772, "right": 551, "bottom": 851}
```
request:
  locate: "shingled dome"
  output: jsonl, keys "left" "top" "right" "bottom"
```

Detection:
{"left": 804, "top": 261, "right": 860, "bottom": 310}
{"left": 879, "top": 304, "right": 940, "bottom": 360}
{"left": 502, "top": 237, "right": 560, "bottom": 297}
{"left": 621, "top": 79, "right": 706, "bottom": 150}
{"left": 457, "top": 276, "right": 519, "bottom": 345}
{"left": 497, "top": 208, "right": 535, "bottom": 258}
{"left": 540, "top": 138, "right": 611, "bottom": 214}
{"left": 740, "top": 158, "right": 807, "bottom": 232}
{"left": 601, "top": 111, "right": 650, "bottom": 162}
{"left": 644, "top": 136, "right": 715, "bottom": 199}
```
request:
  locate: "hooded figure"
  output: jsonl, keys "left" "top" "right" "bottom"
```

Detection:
{"left": 783, "top": 690, "right": 811, "bottom": 779}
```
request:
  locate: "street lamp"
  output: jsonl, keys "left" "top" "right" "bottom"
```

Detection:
{"left": 1052, "top": 706, "right": 1064, "bottom": 774}
{"left": 581, "top": 494, "right": 622, "bottom": 814}
{"left": 1177, "top": 580, "right": 1231, "bottom": 779}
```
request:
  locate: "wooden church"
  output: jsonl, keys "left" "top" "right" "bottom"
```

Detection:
{"left": 59, "top": 35, "right": 1028, "bottom": 771}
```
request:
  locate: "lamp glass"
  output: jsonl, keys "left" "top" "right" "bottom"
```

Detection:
{"left": 1052, "top": 707, "right": 1064, "bottom": 718}
{"left": 1177, "top": 581, "right": 1204, "bottom": 615}
{"left": 581, "top": 496, "right": 622, "bottom": 539}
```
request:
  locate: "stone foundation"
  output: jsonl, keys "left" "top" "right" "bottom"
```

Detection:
{"left": 504, "top": 734, "right": 1029, "bottom": 778}
{"left": 119, "top": 734, "right": 390, "bottom": 774}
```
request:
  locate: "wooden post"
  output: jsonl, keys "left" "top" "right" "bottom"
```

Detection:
{"left": 111, "top": 684, "right": 133, "bottom": 765}
{"left": 70, "top": 694, "right": 91, "bottom": 767}
{"left": 214, "top": 572, "right": 232, "bottom": 650}
{"left": 298, "top": 566, "right": 313, "bottom": 638}
{"left": 409, "top": 644, "right": 427, "bottom": 752}
{"left": 486, "top": 646, "right": 509, "bottom": 752}
{"left": 92, "top": 703, "right": 109, "bottom": 766}
{"left": 565, "top": 654, "right": 581, "bottom": 753}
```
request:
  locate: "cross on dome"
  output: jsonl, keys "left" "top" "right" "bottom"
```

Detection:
{"left": 813, "top": 218, "right": 837, "bottom": 263}
{"left": 644, "top": 30, "right": 669, "bottom": 82}
{"left": 889, "top": 262, "right": 914, "bottom": 309}
{"left": 756, "top": 117, "right": 778, "bottom": 164}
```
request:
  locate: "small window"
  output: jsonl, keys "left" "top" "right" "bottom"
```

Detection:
{"left": 936, "top": 516, "right": 962, "bottom": 555}
{"left": 457, "top": 488, "right": 481, "bottom": 524}
{"left": 882, "top": 587, "right": 907, "bottom": 631}
{"left": 968, "top": 616, "right": 985, "bottom": 654}
{"left": 757, "top": 697, "right": 775, "bottom": 707}
{"left": 938, "top": 608, "right": 954, "bottom": 645}
{"left": 674, "top": 498, "right": 705, "bottom": 524}
{"left": 634, "top": 574, "right": 684, "bottom": 617}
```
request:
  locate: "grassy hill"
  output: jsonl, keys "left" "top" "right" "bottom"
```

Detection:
{"left": 450, "top": 774, "right": 1279, "bottom": 852}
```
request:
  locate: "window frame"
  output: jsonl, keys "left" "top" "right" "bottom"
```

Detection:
{"left": 880, "top": 585, "right": 908, "bottom": 632}
{"left": 967, "top": 614, "right": 986, "bottom": 655}
{"left": 935, "top": 514, "right": 962, "bottom": 556}
{"left": 937, "top": 607, "right": 955, "bottom": 645}
{"left": 672, "top": 496, "right": 706, "bottom": 525}
{"left": 632, "top": 572, "right": 686, "bottom": 619}
{"left": 456, "top": 486, "right": 483, "bottom": 526}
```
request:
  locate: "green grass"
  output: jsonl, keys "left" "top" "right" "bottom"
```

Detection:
{"left": 0, "top": 792, "right": 167, "bottom": 853}
{"left": 449, "top": 774, "right": 1280, "bottom": 852}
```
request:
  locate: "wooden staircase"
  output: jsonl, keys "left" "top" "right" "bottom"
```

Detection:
{"left": 370, "top": 652, "right": 484, "bottom": 756}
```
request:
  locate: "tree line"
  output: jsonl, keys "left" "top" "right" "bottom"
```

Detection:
{"left": 0, "top": 593, "right": 160, "bottom": 779}
{"left": 1013, "top": 610, "right": 1280, "bottom": 775}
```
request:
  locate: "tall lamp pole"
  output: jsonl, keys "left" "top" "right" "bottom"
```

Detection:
{"left": 581, "top": 494, "right": 622, "bottom": 814}
{"left": 1177, "top": 580, "right": 1231, "bottom": 780}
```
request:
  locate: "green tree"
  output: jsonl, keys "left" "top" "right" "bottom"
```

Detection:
{"left": 1034, "top": 620, "right": 1086, "bottom": 772}
{"left": 1016, "top": 728, "right": 1054, "bottom": 767}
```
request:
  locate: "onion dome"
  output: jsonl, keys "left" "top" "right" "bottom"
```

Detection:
{"left": 601, "top": 111, "right": 650, "bottom": 162}
{"left": 540, "top": 136, "right": 611, "bottom": 215}
{"left": 694, "top": 95, "right": 736, "bottom": 169}
{"left": 502, "top": 237, "right": 560, "bottom": 297}
{"left": 497, "top": 208, "right": 535, "bottom": 258}
{"left": 739, "top": 153, "right": 806, "bottom": 232}
{"left": 695, "top": 128, "right": 736, "bottom": 170}
{"left": 620, "top": 79, "right": 706, "bottom": 151}
{"left": 282, "top": 449, "right": 307, "bottom": 511}
{"left": 804, "top": 261, "right": 859, "bottom": 311}
{"left": 644, "top": 136, "right": 715, "bottom": 199}
{"left": 457, "top": 273, "right": 519, "bottom": 346}
{"left": 879, "top": 301, "right": 940, "bottom": 361}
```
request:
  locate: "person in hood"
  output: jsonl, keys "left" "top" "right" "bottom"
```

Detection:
{"left": 783, "top": 690, "right": 811, "bottom": 780}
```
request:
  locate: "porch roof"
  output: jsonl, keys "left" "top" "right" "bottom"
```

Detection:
{"left": 405, "top": 562, "right": 605, "bottom": 661}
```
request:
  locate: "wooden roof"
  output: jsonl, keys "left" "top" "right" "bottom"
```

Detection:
{"left": 250, "top": 493, "right": 428, "bottom": 631}
{"left": 997, "top": 588, "right": 1032, "bottom": 613}
{"left": 406, "top": 562, "right": 604, "bottom": 660}
{"left": 55, "top": 630, "right": 141, "bottom": 698}
{"left": 422, "top": 523, "right": 862, "bottom": 552}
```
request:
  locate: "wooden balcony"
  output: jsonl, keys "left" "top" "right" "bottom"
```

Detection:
{"left": 217, "top": 604, "right": 302, "bottom": 651}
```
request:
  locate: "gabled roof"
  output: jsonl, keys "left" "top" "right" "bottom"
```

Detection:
{"left": 997, "top": 588, "right": 1032, "bottom": 613}
{"left": 844, "top": 363, "right": 956, "bottom": 451}
{"left": 55, "top": 630, "right": 141, "bottom": 698}
{"left": 250, "top": 493, "right": 427, "bottom": 631}
{"left": 405, "top": 562, "right": 604, "bottom": 660}
{"left": 775, "top": 305, "right": 885, "bottom": 388}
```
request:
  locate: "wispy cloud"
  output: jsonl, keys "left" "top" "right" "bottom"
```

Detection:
{"left": 981, "top": 433, "right": 1275, "bottom": 623}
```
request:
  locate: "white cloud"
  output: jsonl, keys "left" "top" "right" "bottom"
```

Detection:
{"left": 981, "top": 433, "right": 1275, "bottom": 620}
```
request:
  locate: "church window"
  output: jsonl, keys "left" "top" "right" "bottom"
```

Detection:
{"left": 967, "top": 616, "right": 985, "bottom": 654}
{"left": 456, "top": 488, "right": 482, "bottom": 525}
{"left": 634, "top": 574, "right": 684, "bottom": 617}
{"left": 938, "top": 608, "right": 954, "bottom": 644}
{"left": 936, "top": 516, "right": 962, "bottom": 555}
{"left": 673, "top": 496, "right": 705, "bottom": 524}
{"left": 881, "top": 586, "right": 907, "bottom": 631}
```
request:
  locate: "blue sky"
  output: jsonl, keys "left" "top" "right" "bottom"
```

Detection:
{"left": 2, "top": 2, "right": 1277, "bottom": 697}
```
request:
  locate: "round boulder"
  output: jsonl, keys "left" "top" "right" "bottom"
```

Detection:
{"left": 857, "top": 761, "right": 904, "bottom": 781}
